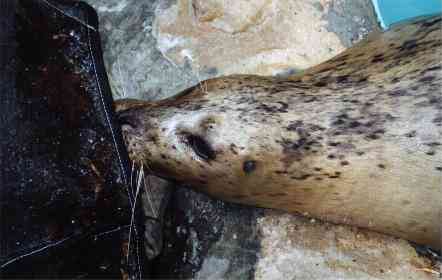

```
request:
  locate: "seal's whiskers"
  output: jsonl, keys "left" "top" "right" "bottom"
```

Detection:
{"left": 127, "top": 162, "right": 143, "bottom": 262}
{"left": 143, "top": 163, "right": 158, "bottom": 218}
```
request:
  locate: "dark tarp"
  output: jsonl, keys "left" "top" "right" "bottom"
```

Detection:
{"left": 0, "top": 0, "right": 146, "bottom": 278}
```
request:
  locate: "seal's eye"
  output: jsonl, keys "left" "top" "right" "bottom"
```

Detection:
{"left": 185, "top": 134, "right": 216, "bottom": 161}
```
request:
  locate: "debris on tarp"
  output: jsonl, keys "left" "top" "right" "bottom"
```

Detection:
{"left": 1, "top": 1, "right": 146, "bottom": 278}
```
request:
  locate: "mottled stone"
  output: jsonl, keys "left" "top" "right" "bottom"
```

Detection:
{"left": 153, "top": 0, "right": 379, "bottom": 77}
{"left": 255, "top": 212, "right": 438, "bottom": 280}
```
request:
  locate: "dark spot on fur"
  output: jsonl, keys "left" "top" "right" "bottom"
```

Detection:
{"left": 314, "top": 167, "right": 322, "bottom": 171}
{"left": 328, "top": 142, "right": 340, "bottom": 147}
{"left": 190, "top": 104, "right": 203, "bottom": 110}
{"left": 256, "top": 102, "right": 289, "bottom": 113}
{"left": 366, "top": 134, "right": 380, "bottom": 140}
{"left": 291, "top": 174, "right": 312, "bottom": 180}
{"left": 198, "top": 180, "right": 208, "bottom": 185}
{"left": 391, "top": 77, "right": 400, "bottom": 83}
{"left": 398, "top": 39, "right": 417, "bottom": 51}
{"left": 405, "top": 131, "right": 417, "bottom": 138}
{"left": 230, "top": 143, "right": 238, "bottom": 155}
{"left": 426, "top": 151, "right": 436, "bottom": 156}
{"left": 340, "top": 161, "right": 349, "bottom": 166}
{"left": 377, "top": 164, "right": 386, "bottom": 169}
{"left": 327, "top": 154, "right": 336, "bottom": 159}
{"left": 314, "top": 81, "right": 328, "bottom": 87}
{"left": 424, "top": 65, "right": 441, "bottom": 72}
{"left": 336, "top": 75, "right": 350, "bottom": 83}
{"left": 425, "top": 142, "right": 441, "bottom": 147}
{"left": 402, "top": 200, "right": 411, "bottom": 205}
{"left": 269, "top": 193, "right": 287, "bottom": 197}
{"left": 277, "top": 101, "right": 289, "bottom": 112}
{"left": 433, "top": 116, "right": 442, "bottom": 125}
{"left": 287, "top": 121, "right": 303, "bottom": 131}
{"left": 335, "top": 61, "right": 347, "bottom": 67}
{"left": 317, "top": 66, "right": 333, "bottom": 73}
{"left": 435, "top": 167, "right": 442, "bottom": 171}
{"left": 243, "top": 160, "right": 257, "bottom": 174}
{"left": 418, "top": 76, "right": 435, "bottom": 83}
{"left": 371, "top": 54, "right": 384, "bottom": 63}
{"left": 303, "top": 96, "right": 318, "bottom": 103}
{"left": 422, "top": 17, "right": 442, "bottom": 27}
{"left": 279, "top": 126, "right": 323, "bottom": 168}
{"left": 310, "top": 124, "right": 326, "bottom": 131}
{"left": 348, "top": 121, "right": 361, "bottom": 128}
{"left": 332, "top": 119, "right": 345, "bottom": 126}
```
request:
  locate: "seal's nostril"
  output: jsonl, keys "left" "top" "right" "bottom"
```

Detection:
{"left": 117, "top": 110, "right": 138, "bottom": 129}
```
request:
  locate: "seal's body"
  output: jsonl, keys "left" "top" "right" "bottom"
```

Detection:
{"left": 117, "top": 16, "right": 442, "bottom": 249}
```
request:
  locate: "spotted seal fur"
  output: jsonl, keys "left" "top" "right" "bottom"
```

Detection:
{"left": 116, "top": 16, "right": 442, "bottom": 249}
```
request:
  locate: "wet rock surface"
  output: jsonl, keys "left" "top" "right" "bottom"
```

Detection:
{"left": 82, "top": 0, "right": 199, "bottom": 100}
{"left": 151, "top": 188, "right": 263, "bottom": 279}
{"left": 83, "top": 0, "right": 440, "bottom": 279}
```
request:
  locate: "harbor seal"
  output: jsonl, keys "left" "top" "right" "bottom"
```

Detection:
{"left": 116, "top": 16, "right": 442, "bottom": 249}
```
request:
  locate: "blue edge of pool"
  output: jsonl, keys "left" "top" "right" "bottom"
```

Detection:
{"left": 371, "top": 0, "right": 442, "bottom": 29}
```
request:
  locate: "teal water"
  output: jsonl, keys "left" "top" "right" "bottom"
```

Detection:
{"left": 372, "top": 0, "right": 442, "bottom": 29}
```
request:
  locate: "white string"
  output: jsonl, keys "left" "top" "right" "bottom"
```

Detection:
{"left": 85, "top": 13, "right": 141, "bottom": 278}
{"left": 40, "top": 0, "right": 97, "bottom": 31}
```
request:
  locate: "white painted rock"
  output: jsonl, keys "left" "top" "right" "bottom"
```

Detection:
{"left": 153, "top": 0, "right": 377, "bottom": 76}
{"left": 254, "top": 212, "right": 439, "bottom": 280}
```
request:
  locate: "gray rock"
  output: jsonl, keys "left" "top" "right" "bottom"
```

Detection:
{"left": 325, "top": 0, "right": 380, "bottom": 47}
{"left": 151, "top": 188, "right": 263, "bottom": 279}
{"left": 85, "top": 0, "right": 200, "bottom": 101}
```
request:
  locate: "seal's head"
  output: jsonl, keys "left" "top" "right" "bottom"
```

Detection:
{"left": 115, "top": 15, "right": 442, "bottom": 250}
{"left": 116, "top": 76, "right": 284, "bottom": 198}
